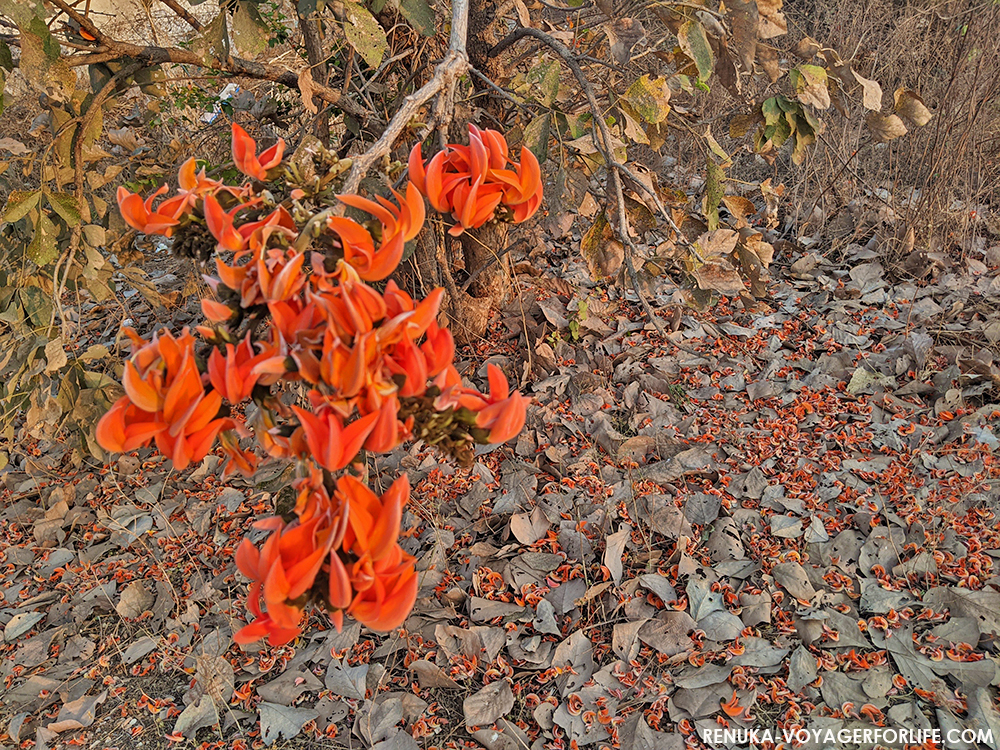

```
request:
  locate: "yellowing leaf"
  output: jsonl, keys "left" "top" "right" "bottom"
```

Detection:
{"left": 343, "top": 1, "right": 388, "bottom": 68}
{"left": 790, "top": 65, "right": 830, "bottom": 110}
{"left": 622, "top": 75, "right": 671, "bottom": 124}
{"left": 232, "top": 1, "right": 269, "bottom": 56}
{"left": 3, "top": 189, "right": 41, "bottom": 224}
{"left": 677, "top": 20, "right": 714, "bottom": 82}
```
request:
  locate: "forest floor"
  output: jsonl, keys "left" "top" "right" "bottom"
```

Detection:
{"left": 3, "top": 222, "right": 1000, "bottom": 750}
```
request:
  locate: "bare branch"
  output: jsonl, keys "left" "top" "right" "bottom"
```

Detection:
{"left": 339, "top": 0, "right": 471, "bottom": 196}
{"left": 48, "top": 0, "right": 370, "bottom": 121}
{"left": 157, "top": 0, "right": 203, "bottom": 32}
{"left": 490, "top": 26, "right": 671, "bottom": 338}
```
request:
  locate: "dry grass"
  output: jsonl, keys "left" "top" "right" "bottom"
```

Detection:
{"left": 659, "top": 0, "right": 1000, "bottom": 255}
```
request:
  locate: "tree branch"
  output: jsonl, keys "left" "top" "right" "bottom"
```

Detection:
{"left": 339, "top": 0, "right": 471, "bottom": 196}
{"left": 292, "top": 0, "right": 471, "bottom": 251}
{"left": 47, "top": 0, "right": 370, "bottom": 121}
{"left": 157, "top": 0, "right": 203, "bottom": 32}
{"left": 489, "top": 27, "right": 670, "bottom": 338}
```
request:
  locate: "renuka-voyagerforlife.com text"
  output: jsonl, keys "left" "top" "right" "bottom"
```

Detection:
{"left": 699, "top": 726, "right": 994, "bottom": 746}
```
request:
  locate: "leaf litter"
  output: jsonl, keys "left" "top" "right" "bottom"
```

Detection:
{"left": 3, "top": 233, "right": 1000, "bottom": 749}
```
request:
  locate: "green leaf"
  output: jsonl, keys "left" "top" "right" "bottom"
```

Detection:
{"left": 761, "top": 97, "right": 781, "bottom": 125}
{"left": 342, "top": 2, "right": 388, "bottom": 68}
{"left": 522, "top": 112, "right": 551, "bottom": 163}
{"left": 232, "top": 1, "right": 269, "bottom": 56}
{"left": 19, "top": 285, "right": 52, "bottom": 328}
{"left": 525, "top": 60, "right": 560, "bottom": 108}
{"left": 3, "top": 190, "right": 41, "bottom": 224}
{"left": 622, "top": 75, "right": 671, "bottom": 124}
{"left": 677, "top": 20, "right": 713, "bottom": 82}
{"left": 0, "top": 39, "right": 13, "bottom": 71}
{"left": 45, "top": 191, "right": 82, "bottom": 226}
{"left": 192, "top": 11, "right": 230, "bottom": 62}
{"left": 390, "top": 0, "right": 434, "bottom": 36}
{"left": 704, "top": 158, "right": 725, "bottom": 231}
{"left": 27, "top": 212, "right": 59, "bottom": 267}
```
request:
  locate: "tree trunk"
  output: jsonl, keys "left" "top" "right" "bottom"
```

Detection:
{"left": 297, "top": 11, "right": 330, "bottom": 144}
{"left": 440, "top": 0, "right": 511, "bottom": 344}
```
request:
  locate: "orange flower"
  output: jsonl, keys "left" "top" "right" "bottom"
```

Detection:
{"left": 201, "top": 298, "right": 235, "bottom": 323}
{"left": 291, "top": 406, "right": 379, "bottom": 471}
{"left": 154, "top": 157, "right": 224, "bottom": 221}
{"left": 207, "top": 336, "right": 267, "bottom": 404}
{"left": 117, "top": 185, "right": 180, "bottom": 235}
{"left": 95, "top": 396, "right": 166, "bottom": 454}
{"left": 204, "top": 194, "right": 248, "bottom": 253}
{"left": 435, "top": 364, "right": 528, "bottom": 445}
{"left": 327, "top": 182, "right": 425, "bottom": 282}
{"left": 409, "top": 125, "right": 543, "bottom": 236}
{"left": 257, "top": 249, "right": 307, "bottom": 303}
{"left": 420, "top": 321, "right": 454, "bottom": 377}
{"left": 477, "top": 367, "right": 528, "bottom": 444}
{"left": 347, "top": 543, "right": 418, "bottom": 631}
{"left": 336, "top": 475, "right": 418, "bottom": 631}
{"left": 97, "top": 328, "right": 232, "bottom": 470}
{"left": 233, "top": 513, "right": 339, "bottom": 645}
{"left": 231, "top": 122, "right": 285, "bottom": 181}
{"left": 339, "top": 474, "right": 408, "bottom": 563}
{"left": 219, "top": 430, "right": 259, "bottom": 479}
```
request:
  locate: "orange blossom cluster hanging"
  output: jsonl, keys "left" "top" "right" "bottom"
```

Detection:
{"left": 97, "top": 122, "right": 539, "bottom": 644}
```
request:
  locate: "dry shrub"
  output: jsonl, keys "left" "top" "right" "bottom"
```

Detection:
{"left": 667, "top": 0, "right": 1000, "bottom": 255}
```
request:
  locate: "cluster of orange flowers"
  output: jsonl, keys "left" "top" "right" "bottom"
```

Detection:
{"left": 409, "top": 124, "right": 543, "bottom": 236}
{"left": 98, "top": 122, "right": 538, "bottom": 644}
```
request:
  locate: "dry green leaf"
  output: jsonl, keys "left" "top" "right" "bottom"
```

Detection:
{"left": 677, "top": 20, "right": 714, "bottom": 82}
{"left": 622, "top": 75, "right": 671, "bottom": 124}
{"left": 343, "top": 1, "right": 388, "bottom": 68}
{"left": 790, "top": 65, "right": 830, "bottom": 110}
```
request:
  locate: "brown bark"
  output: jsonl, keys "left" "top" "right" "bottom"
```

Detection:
{"left": 439, "top": 0, "right": 511, "bottom": 343}
{"left": 297, "top": 10, "right": 331, "bottom": 144}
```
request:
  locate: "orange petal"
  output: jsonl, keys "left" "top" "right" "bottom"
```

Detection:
{"left": 370, "top": 475, "right": 408, "bottom": 561}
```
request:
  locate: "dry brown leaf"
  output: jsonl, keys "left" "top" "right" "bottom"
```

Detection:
{"left": 463, "top": 679, "right": 514, "bottom": 728}
{"left": 756, "top": 0, "right": 787, "bottom": 38}
{"left": 852, "top": 69, "right": 883, "bottom": 111}
{"left": 865, "top": 112, "right": 908, "bottom": 142}
{"left": 298, "top": 67, "right": 319, "bottom": 115}
{"left": 894, "top": 88, "right": 932, "bottom": 126}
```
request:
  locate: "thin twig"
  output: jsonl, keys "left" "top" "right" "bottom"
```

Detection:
{"left": 460, "top": 238, "right": 528, "bottom": 292}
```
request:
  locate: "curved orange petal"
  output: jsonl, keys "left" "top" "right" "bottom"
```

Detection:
{"left": 370, "top": 475, "right": 408, "bottom": 561}
{"left": 231, "top": 123, "right": 262, "bottom": 180}
{"left": 95, "top": 397, "right": 130, "bottom": 452}
{"left": 122, "top": 361, "right": 163, "bottom": 413}
{"left": 408, "top": 142, "right": 427, "bottom": 194}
